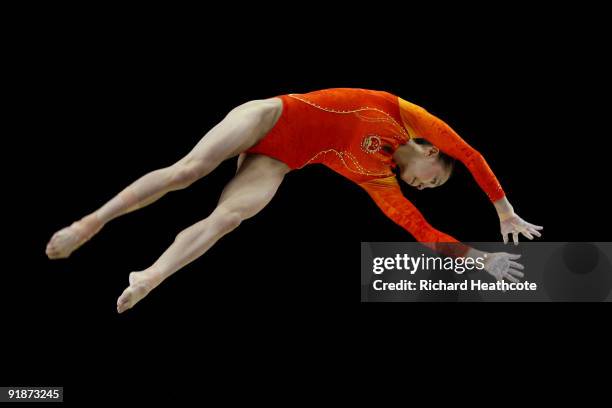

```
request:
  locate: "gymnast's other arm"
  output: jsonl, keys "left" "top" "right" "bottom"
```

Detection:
{"left": 397, "top": 97, "right": 543, "bottom": 245}
{"left": 358, "top": 178, "right": 525, "bottom": 283}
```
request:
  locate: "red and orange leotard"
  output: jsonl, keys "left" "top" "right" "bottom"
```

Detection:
{"left": 246, "top": 88, "right": 505, "bottom": 255}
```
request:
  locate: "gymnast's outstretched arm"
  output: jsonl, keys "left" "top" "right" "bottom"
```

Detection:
{"left": 358, "top": 177, "right": 525, "bottom": 282}
{"left": 397, "top": 97, "right": 543, "bottom": 245}
{"left": 359, "top": 177, "right": 470, "bottom": 255}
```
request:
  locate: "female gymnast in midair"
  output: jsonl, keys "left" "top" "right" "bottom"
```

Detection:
{"left": 45, "top": 88, "right": 543, "bottom": 312}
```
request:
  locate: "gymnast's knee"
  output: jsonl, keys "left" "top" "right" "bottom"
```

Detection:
{"left": 211, "top": 207, "right": 243, "bottom": 232}
{"left": 169, "top": 160, "right": 213, "bottom": 188}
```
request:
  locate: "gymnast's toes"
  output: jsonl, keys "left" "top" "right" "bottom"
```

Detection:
{"left": 117, "top": 272, "right": 155, "bottom": 314}
{"left": 116, "top": 287, "right": 134, "bottom": 313}
{"left": 46, "top": 217, "right": 101, "bottom": 260}
{"left": 45, "top": 228, "right": 78, "bottom": 259}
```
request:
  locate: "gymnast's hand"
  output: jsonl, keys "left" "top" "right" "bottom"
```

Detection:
{"left": 499, "top": 212, "right": 543, "bottom": 245}
{"left": 482, "top": 252, "right": 525, "bottom": 283}
{"left": 494, "top": 196, "right": 543, "bottom": 245}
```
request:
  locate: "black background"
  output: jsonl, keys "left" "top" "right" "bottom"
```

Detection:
{"left": 3, "top": 6, "right": 610, "bottom": 402}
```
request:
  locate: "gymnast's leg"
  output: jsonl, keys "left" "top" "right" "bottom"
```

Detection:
{"left": 116, "top": 153, "right": 290, "bottom": 313}
{"left": 45, "top": 98, "right": 283, "bottom": 259}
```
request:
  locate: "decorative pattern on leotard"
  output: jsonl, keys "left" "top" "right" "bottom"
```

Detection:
{"left": 287, "top": 92, "right": 408, "bottom": 177}
{"left": 288, "top": 93, "right": 409, "bottom": 142}
{"left": 297, "top": 148, "right": 393, "bottom": 177}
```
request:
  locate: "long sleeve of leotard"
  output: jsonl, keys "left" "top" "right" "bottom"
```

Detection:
{"left": 359, "top": 176, "right": 470, "bottom": 257}
{"left": 397, "top": 97, "right": 505, "bottom": 202}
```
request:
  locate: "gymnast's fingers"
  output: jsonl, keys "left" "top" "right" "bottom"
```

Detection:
{"left": 504, "top": 273, "right": 520, "bottom": 283}
{"left": 507, "top": 268, "right": 525, "bottom": 278}
{"left": 529, "top": 228, "right": 542, "bottom": 238}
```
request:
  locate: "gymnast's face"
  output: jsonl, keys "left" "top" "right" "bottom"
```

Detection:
{"left": 399, "top": 145, "right": 451, "bottom": 190}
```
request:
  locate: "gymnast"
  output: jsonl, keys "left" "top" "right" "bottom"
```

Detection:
{"left": 45, "top": 88, "right": 543, "bottom": 312}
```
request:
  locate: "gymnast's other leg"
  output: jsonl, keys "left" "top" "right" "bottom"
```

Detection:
{"left": 45, "top": 97, "right": 283, "bottom": 259}
{"left": 116, "top": 153, "right": 290, "bottom": 313}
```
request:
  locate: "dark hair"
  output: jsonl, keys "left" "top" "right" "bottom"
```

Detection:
{"left": 412, "top": 138, "right": 456, "bottom": 173}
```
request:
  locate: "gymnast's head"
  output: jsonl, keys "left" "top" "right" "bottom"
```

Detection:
{"left": 392, "top": 138, "right": 455, "bottom": 190}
